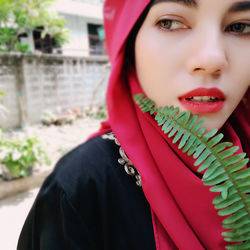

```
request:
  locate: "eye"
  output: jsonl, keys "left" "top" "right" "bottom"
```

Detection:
{"left": 226, "top": 22, "right": 250, "bottom": 35}
{"left": 157, "top": 19, "right": 188, "bottom": 31}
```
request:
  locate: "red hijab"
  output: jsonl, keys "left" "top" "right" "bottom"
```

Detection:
{"left": 93, "top": 1, "right": 250, "bottom": 249}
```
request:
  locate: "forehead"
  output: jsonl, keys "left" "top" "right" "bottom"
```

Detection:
{"left": 150, "top": 0, "right": 250, "bottom": 13}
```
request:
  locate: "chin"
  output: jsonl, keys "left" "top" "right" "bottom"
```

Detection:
{"left": 202, "top": 117, "right": 227, "bottom": 132}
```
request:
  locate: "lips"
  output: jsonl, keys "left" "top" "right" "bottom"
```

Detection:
{"left": 178, "top": 88, "right": 225, "bottom": 114}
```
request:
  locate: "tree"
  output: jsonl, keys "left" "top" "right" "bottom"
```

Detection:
{"left": 0, "top": 0, "right": 69, "bottom": 53}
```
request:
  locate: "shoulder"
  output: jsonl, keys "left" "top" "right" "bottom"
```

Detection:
{"left": 50, "top": 134, "right": 120, "bottom": 193}
{"left": 39, "top": 133, "right": 147, "bottom": 219}
{"left": 43, "top": 134, "right": 140, "bottom": 209}
{"left": 54, "top": 134, "right": 119, "bottom": 181}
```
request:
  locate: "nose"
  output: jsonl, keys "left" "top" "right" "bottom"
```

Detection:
{"left": 186, "top": 30, "right": 228, "bottom": 77}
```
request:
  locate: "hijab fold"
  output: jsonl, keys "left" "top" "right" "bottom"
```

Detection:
{"left": 92, "top": 1, "right": 250, "bottom": 249}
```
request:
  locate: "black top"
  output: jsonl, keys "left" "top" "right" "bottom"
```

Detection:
{"left": 17, "top": 135, "right": 156, "bottom": 250}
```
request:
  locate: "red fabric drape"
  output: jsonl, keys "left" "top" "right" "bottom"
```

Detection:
{"left": 91, "top": 1, "right": 250, "bottom": 249}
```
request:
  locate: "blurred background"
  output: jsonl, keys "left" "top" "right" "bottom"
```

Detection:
{"left": 0, "top": 0, "right": 110, "bottom": 249}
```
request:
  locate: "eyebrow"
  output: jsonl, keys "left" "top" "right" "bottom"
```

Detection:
{"left": 151, "top": 0, "right": 197, "bottom": 8}
{"left": 228, "top": 1, "right": 250, "bottom": 13}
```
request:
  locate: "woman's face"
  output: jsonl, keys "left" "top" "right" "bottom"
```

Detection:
{"left": 135, "top": 0, "right": 250, "bottom": 131}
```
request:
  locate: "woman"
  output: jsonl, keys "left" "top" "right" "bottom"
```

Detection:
{"left": 18, "top": 0, "right": 249, "bottom": 249}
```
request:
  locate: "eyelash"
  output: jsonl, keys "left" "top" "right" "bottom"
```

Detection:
{"left": 157, "top": 20, "right": 188, "bottom": 31}
{"left": 226, "top": 22, "right": 250, "bottom": 35}
{"left": 156, "top": 19, "right": 250, "bottom": 36}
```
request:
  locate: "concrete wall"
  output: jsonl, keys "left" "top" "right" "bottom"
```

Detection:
{"left": 0, "top": 53, "right": 109, "bottom": 128}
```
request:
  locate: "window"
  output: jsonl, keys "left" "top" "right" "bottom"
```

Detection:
{"left": 87, "top": 24, "right": 106, "bottom": 56}
{"left": 33, "top": 27, "right": 61, "bottom": 54}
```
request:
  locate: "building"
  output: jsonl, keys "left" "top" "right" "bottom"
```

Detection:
{"left": 22, "top": 0, "right": 106, "bottom": 57}
{"left": 52, "top": 0, "right": 106, "bottom": 56}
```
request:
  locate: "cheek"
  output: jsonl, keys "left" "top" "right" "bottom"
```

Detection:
{"left": 232, "top": 69, "right": 250, "bottom": 95}
{"left": 135, "top": 32, "right": 177, "bottom": 85}
{"left": 135, "top": 34, "right": 162, "bottom": 90}
{"left": 135, "top": 35, "right": 161, "bottom": 72}
{"left": 230, "top": 44, "right": 250, "bottom": 86}
{"left": 227, "top": 46, "right": 250, "bottom": 98}
{"left": 135, "top": 28, "right": 174, "bottom": 66}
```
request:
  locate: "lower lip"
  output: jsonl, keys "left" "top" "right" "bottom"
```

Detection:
{"left": 179, "top": 99, "right": 224, "bottom": 114}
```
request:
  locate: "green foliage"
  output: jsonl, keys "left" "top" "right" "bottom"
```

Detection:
{"left": 0, "top": 87, "right": 5, "bottom": 102}
{"left": 87, "top": 106, "right": 107, "bottom": 120}
{"left": 0, "top": 0, "right": 69, "bottom": 52}
{"left": 0, "top": 131, "right": 51, "bottom": 179}
{"left": 0, "top": 85, "right": 8, "bottom": 119}
{"left": 134, "top": 93, "right": 250, "bottom": 249}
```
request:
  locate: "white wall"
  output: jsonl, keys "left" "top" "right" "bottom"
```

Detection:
{"left": 60, "top": 14, "right": 103, "bottom": 57}
{"left": 20, "top": 31, "right": 35, "bottom": 52}
{"left": 51, "top": 0, "right": 103, "bottom": 20}
{"left": 52, "top": 0, "right": 104, "bottom": 57}
{"left": 61, "top": 15, "right": 89, "bottom": 56}
{"left": 77, "top": 0, "right": 104, "bottom": 4}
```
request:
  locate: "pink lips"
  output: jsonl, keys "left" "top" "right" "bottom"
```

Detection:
{"left": 178, "top": 88, "right": 225, "bottom": 114}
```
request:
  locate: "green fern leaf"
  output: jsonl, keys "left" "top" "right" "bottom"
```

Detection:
{"left": 198, "top": 155, "right": 218, "bottom": 172}
{"left": 223, "top": 208, "right": 248, "bottom": 224}
{"left": 194, "top": 148, "right": 211, "bottom": 165}
{"left": 173, "top": 111, "right": 187, "bottom": 121}
{"left": 223, "top": 215, "right": 250, "bottom": 229}
{"left": 178, "top": 131, "right": 191, "bottom": 149}
{"left": 133, "top": 93, "right": 250, "bottom": 249}
{"left": 182, "top": 135, "right": 197, "bottom": 152}
{"left": 232, "top": 168, "right": 250, "bottom": 180}
{"left": 218, "top": 146, "right": 240, "bottom": 159}
{"left": 214, "top": 193, "right": 242, "bottom": 209}
{"left": 226, "top": 241, "right": 250, "bottom": 250}
{"left": 223, "top": 153, "right": 247, "bottom": 167}
{"left": 223, "top": 223, "right": 250, "bottom": 240}
{"left": 185, "top": 114, "right": 199, "bottom": 129}
{"left": 203, "top": 129, "right": 218, "bottom": 141}
{"left": 210, "top": 177, "right": 232, "bottom": 195}
{"left": 207, "top": 134, "right": 225, "bottom": 147}
{"left": 204, "top": 173, "right": 229, "bottom": 186}
{"left": 203, "top": 167, "right": 226, "bottom": 181}
{"left": 172, "top": 128, "right": 185, "bottom": 144}
{"left": 168, "top": 124, "right": 180, "bottom": 138}
{"left": 187, "top": 139, "right": 203, "bottom": 156}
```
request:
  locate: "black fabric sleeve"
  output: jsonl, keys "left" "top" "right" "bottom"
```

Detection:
{"left": 17, "top": 174, "right": 98, "bottom": 250}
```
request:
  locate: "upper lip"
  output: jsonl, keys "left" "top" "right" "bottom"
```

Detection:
{"left": 179, "top": 88, "right": 225, "bottom": 100}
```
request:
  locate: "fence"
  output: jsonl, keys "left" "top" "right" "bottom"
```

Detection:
{"left": 0, "top": 53, "right": 109, "bottom": 128}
